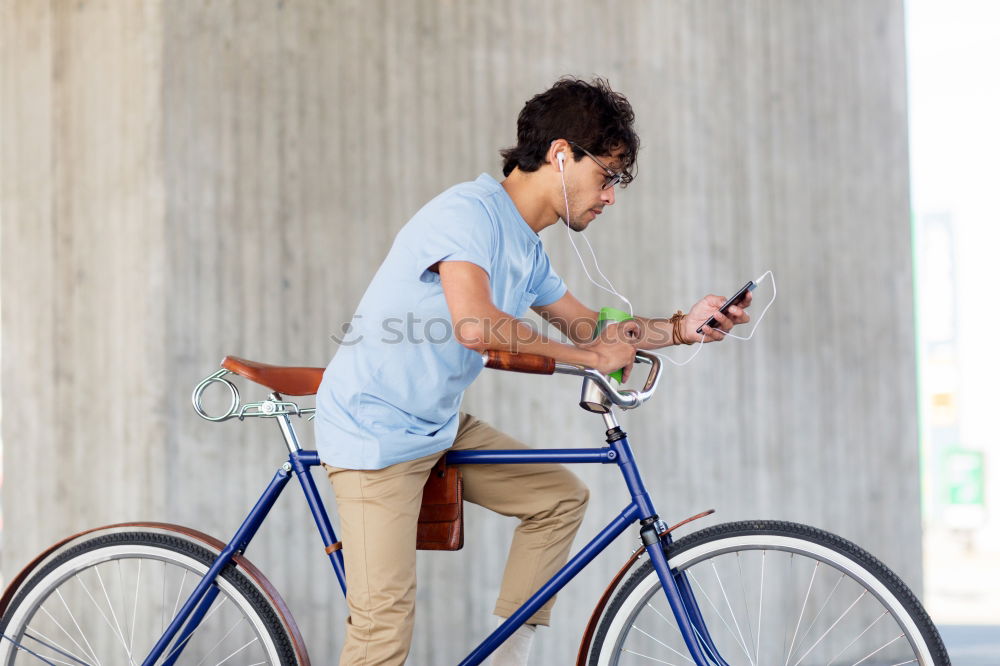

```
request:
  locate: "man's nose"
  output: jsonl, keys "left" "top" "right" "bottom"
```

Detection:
{"left": 601, "top": 185, "right": 616, "bottom": 205}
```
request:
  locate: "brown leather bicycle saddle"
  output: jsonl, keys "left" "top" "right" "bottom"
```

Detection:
{"left": 221, "top": 356, "right": 325, "bottom": 396}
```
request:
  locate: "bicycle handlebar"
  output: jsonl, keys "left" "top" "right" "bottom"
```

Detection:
{"left": 482, "top": 350, "right": 662, "bottom": 410}
{"left": 481, "top": 350, "right": 557, "bottom": 375}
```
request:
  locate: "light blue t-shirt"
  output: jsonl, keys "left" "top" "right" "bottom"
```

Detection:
{"left": 315, "top": 174, "right": 567, "bottom": 469}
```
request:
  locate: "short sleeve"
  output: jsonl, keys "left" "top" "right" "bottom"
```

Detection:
{"left": 406, "top": 195, "right": 497, "bottom": 283}
{"left": 529, "top": 247, "right": 567, "bottom": 307}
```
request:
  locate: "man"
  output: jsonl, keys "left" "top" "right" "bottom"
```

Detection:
{"left": 315, "top": 76, "right": 750, "bottom": 665}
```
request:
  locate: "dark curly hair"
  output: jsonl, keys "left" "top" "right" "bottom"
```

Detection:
{"left": 500, "top": 77, "right": 639, "bottom": 184}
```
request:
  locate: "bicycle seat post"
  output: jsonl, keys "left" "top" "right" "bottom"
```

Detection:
{"left": 270, "top": 391, "right": 303, "bottom": 453}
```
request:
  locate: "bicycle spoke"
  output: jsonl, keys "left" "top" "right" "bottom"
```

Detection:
{"left": 94, "top": 566, "right": 135, "bottom": 665}
{"left": 160, "top": 560, "right": 167, "bottom": 637}
{"left": 846, "top": 633, "right": 908, "bottom": 665}
{"left": 792, "top": 590, "right": 868, "bottom": 666}
{"left": 128, "top": 559, "right": 141, "bottom": 656}
{"left": 1, "top": 633, "right": 63, "bottom": 666}
{"left": 20, "top": 649, "right": 75, "bottom": 666}
{"left": 160, "top": 594, "right": 226, "bottom": 664}
{"left": 826, "top": 611, "right": 889, "bottom": 666}
{"left": 195, "top": 615, "right": 249, "bottom": 666}
{"left": 74, "top": 572, "right": 122, "bottom": 664}
{"left": 631, "top": 625, "right": 695, "bottom": 664}
{"left": 796, "top": 573, "right": 846, "bottom": 653}
{"left": 213, "top": 636, "right": 261, "bottom": 666}
{"left": 645, "top": 601, "right": 680, "bottom": 634}
{"left": 53, "top": 587, "right": 102, "bottom": 666}
{"left": 710, "top": 560, "right": 753, "bottom": 665}
{"left": 645, "top": 595, "right": 717, "bottom": 666}
{"left": 756, "top": 551, "right": 764, "bottom": 665}
{"left": 22, "top": 630, "right": 93, "bottom": 666}
{"left": 40, "top": 602, "right": 98, "bottom": 666}
{"left": 783, "top": 553, "right": 793, "bottom": 660}
{"left": 116, "top": 561, "right": 134, "bottom": 661}
{"left": 784, "top": 560, "right": 819, "bottom": 666}
{"left": 736, "top": 552, "right": 757, "bottom": 662}
{"left": 687, "top": 570, "right": 746, "bottom": 655}
{"left": 171, "top": 570, "right": 189, "bottom": 624}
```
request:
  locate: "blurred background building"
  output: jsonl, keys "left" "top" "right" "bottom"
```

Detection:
{"left": 4, "top": 0, "right": 973, "bottom": 662}
{"left": 908, "top": 0, "right": 1000, "bottom": 644}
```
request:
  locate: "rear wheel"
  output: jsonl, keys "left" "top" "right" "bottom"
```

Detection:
{"left": 0, "top": 531, "right": 298, "bottom": 665}
{"left": 589, "top": 521, "right": 949, "bottom": 665}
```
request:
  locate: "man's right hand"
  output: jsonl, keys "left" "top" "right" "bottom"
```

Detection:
{"left": 580, "top": 321, "right": 638, "bottom": 381}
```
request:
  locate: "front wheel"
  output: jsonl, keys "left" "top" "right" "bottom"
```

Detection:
{"left": 0, "top": 530, "right": 299, "bottom": 665}
{"left": 589, "top": 520, "right": 949, "bottom": 665}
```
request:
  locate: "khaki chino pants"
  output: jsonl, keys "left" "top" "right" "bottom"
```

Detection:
{"left": 325, "top": 412, "right": 590, "bottom": 665}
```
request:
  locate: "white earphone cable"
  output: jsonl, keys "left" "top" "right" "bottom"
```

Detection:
{"left": 559, "top": 164, "right": 634, "bottom": 315}
{"left": 555, "top": 148, "right": 775, "bottom": 369}
{"left": 649, "top": 271, "right": 776, "bottom": 367}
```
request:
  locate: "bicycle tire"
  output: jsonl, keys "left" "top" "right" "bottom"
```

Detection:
{"left": 0, "top": 530, "right": 299, "bottom": 665}
{"left": 588, "top": 520, "right": 949, "bottom": 665}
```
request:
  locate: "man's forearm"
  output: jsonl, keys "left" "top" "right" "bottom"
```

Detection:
{"left": 545, "top": 311, "right": 683, "bottom": 350}
{"left": 538, "top": 310, "right": 600, "bottom": 345}
{"left": 456, "top": 312, "right": 598, "bottom": 366}
{"left": 633, "top": 315, "right": 682, "bottom": 350}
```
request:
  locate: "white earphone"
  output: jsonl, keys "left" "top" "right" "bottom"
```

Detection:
{"left": 556, "top": 151, "right": 565, "bottom": 171}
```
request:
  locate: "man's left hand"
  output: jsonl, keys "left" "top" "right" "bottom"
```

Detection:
{"left": 680, "top": 292, "right": 752, "bottom": 343}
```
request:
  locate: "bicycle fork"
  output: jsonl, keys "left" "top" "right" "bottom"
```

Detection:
{"left": 606, "top": 421, "right": 730, "bottom": 666}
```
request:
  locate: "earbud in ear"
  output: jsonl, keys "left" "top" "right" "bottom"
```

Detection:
{"left": 557, "top": 151, "right": 565, "bottom": 171}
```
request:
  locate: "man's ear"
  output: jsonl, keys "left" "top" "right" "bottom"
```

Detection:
{"left": 547, "top": 139, "right": 572, "bottom": 171}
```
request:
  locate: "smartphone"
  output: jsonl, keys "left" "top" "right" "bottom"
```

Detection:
{"left": 696, "top": 280, "right": 756, "bottom": 334}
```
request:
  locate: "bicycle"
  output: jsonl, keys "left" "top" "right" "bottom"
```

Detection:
{"left": 0, "top": 350, "right": 949, "bottom": 665}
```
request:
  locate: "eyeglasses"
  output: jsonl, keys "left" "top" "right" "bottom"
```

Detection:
{"left": 569, "top": 142, "right": 632, "bottom": 189}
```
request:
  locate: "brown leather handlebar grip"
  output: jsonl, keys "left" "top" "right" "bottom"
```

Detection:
{"left": 482, "top": 351, "right": 556, "bottom": 375}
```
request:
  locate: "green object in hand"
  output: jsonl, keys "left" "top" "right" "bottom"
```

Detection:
{"left": 594, "top": 307, "right": 633, "bottom": 383}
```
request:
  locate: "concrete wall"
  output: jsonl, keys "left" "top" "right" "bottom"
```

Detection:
{"left": 2, "top": 1, "right": 915, "bottom": 663}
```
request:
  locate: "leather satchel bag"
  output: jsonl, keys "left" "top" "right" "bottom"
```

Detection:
{"left": 416, "top": 457, "right": 464, "bottom": 550}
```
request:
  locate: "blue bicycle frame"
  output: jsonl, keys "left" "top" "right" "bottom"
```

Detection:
{"left": 142, "top": 414, "right": 729, "bottom": 666}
